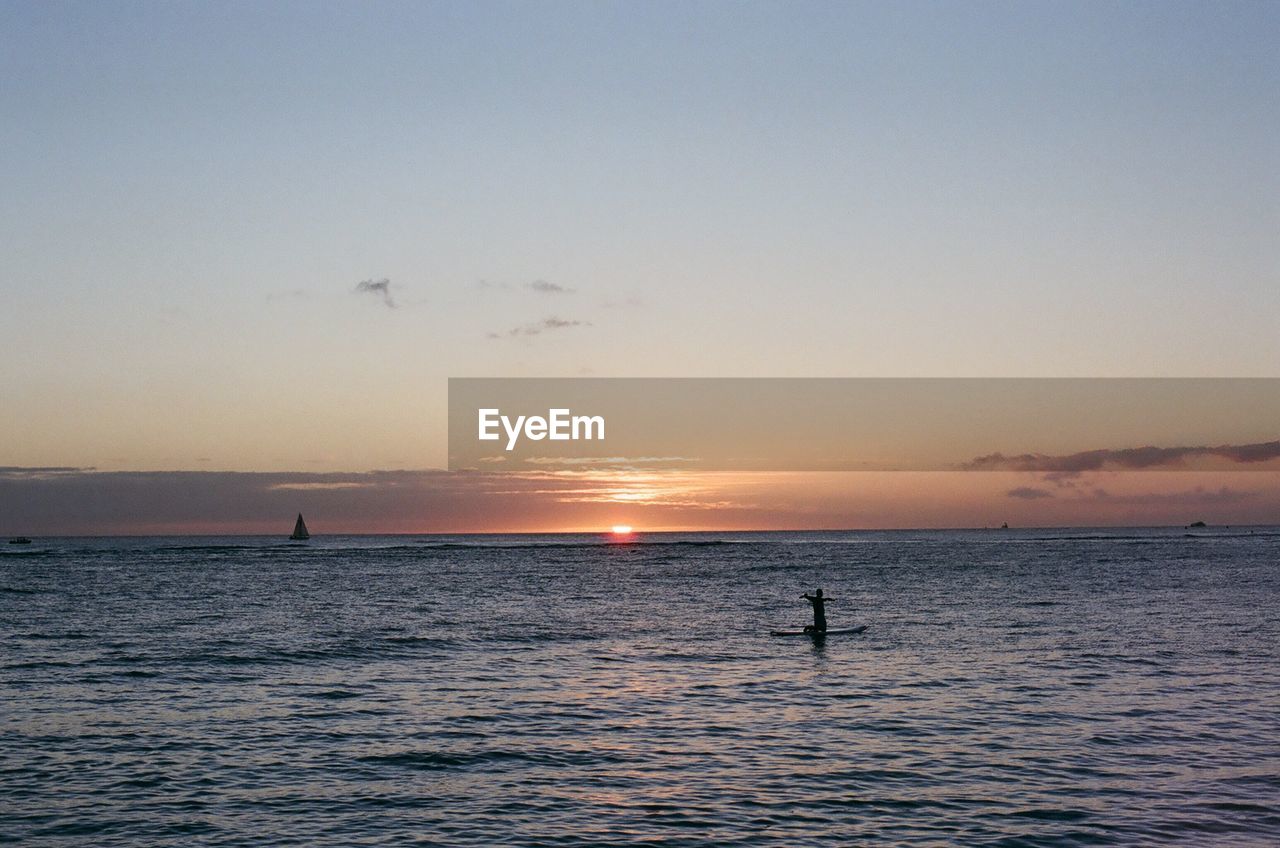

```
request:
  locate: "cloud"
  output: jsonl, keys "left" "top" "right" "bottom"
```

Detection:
{"left": 527, "top": 279, "right": 573, "bottom": 294}
{"left": 266, "top": 482, "right": 374, "bottom": 491}
{"left": 1084, "top": 485, "right": 1257, "bottom": 507}
{"left": 1007, "top": 486, "right": 1054, "bottom": 500}
{"left": 474, "top": 279, "right": 574, "bottom": 294}
{"left": 1041, "top": 471, "right": 1082, "bottom": 488}
{"left": 1000, "top": 472, "right": 1260, "bottom": 508}
{"left": 488, "top": 317, "right": 590, "bottom": 339}
{"left": 964, "top": 440, "right": 1280, "bottom": 472}
{"left": 354, "top": 278, "right": 396, "bottom": 308}
{"left": 539, "top": 317, "right": 586, "bottom": 330}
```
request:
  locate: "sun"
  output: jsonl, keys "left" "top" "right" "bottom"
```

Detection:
{"left": 610, "top": 525, "right": 634, "bottom": 535}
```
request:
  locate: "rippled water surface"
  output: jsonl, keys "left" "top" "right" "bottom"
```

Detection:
{"left": 3, "top": 529, "right": 1279, "bottom": 845}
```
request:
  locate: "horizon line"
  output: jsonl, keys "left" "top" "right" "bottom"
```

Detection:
{"left": 7, "top": 522, "right": 1275, "bottom": 539}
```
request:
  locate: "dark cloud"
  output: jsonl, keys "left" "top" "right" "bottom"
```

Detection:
{"left": 488, "top": 317, "right": 590, "bottom": 339}
{"left": 1007, "top": 487, "right": 1054, "bottom": 500}
{"left": 527, "top": 280, "right": 573, "bottom": 294}
{"left": 1220, "top": 442, "right": 1280, "bottom": 463}
{"left": 965, "top": 440, "right": 1280, "bottom": 472}
{"left": 354, "top": 278, "right": 396, "bottom": 308}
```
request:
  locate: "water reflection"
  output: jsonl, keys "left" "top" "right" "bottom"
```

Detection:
{"left": 2, "top": 530, "right": 1278, "bottom": 845}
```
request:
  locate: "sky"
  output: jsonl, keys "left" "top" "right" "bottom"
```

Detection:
{"left": 1, "top": 1, "right": 1278, "bottom": 531}
{"left": 3, "top": 468, "right": 1278, "bottom": 535}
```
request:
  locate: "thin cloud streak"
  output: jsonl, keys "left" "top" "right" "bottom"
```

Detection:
{"left": 521, "top": 457, "right": 698, "bottom": 466}
{"left": 966, "top": 440, "right": 1280, "bottom": 472}
{"left": 474, "top": 279, "right": 574, "bottom": 294}
{"left": 488, "top": 317, "right": 590, "bottom": 339}
{"left": 1007, "top": 486, "right": 1054, "bottom": 500}
{"left": 527, "top": 279, "right": 573, "bottom": 294}
{"left": 1084, "top": 485, "right": 1257, "bottom": 506}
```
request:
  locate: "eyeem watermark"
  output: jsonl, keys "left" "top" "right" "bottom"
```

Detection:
{"left": 478, "top": 408, "right": 605, "bottom": 451}
{"left": 451, "top": 378, "right": 1280, "bottom": 471}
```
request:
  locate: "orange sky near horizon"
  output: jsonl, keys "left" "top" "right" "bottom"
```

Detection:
{"left": 3, "top": 467, "right": 1275, "bottom": 536}
{"left": 479, "top": 470, "right": 1280, "bottom": 534}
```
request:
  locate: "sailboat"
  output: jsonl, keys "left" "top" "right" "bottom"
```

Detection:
{"left": 289, "top": 513, "right": 310, "bottom": 541}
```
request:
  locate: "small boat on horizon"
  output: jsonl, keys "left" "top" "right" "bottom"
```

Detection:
{"left": 289, "top": 514, "right": 310, "bottom": 541}
{"left": 8, "top": 537, "right": 32, "bottom": 545}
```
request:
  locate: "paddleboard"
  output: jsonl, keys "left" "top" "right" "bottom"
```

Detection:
{"left": 770, "top": 625, "right": 867, "bottom": 637}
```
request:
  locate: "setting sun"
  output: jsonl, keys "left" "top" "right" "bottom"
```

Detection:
{"left": 610, "top": 525, "right": 633, "bottom": 535}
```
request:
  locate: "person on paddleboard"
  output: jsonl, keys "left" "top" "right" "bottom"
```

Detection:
{"left": 802, "top": 588, "right": 831, "bottom": 633}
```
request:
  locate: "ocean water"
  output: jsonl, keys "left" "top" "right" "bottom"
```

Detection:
{"left": 3, "top": 529, "right": 1279, "bottom": 846}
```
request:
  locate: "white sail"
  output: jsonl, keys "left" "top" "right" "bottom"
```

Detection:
{"left": 290, "top": 513, "right": 310, "bottom": 540}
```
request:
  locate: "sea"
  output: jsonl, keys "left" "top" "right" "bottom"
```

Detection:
{"left": 3, "top": 528, "right": 1278, "bottom": 846}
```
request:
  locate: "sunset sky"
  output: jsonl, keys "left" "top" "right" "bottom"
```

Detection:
{"left": 2, "top": 2, "right": 1278, "bottom": 532}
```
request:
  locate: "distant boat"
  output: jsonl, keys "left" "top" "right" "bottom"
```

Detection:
{"left": 1187, "top": 520, "right": 1207, "bottom": 528}
{"left": 289, "top": 514, "right": 310, "bottom": 541}
{"left": 7, "top": 537, "right": 31, "bottom": 545}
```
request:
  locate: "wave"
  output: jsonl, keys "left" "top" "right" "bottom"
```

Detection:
{"left": 358, "top": 747, "right": 628, "bottom": 771}
{"left": 0, "top": 549, "right": 58, "bottom": 559}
